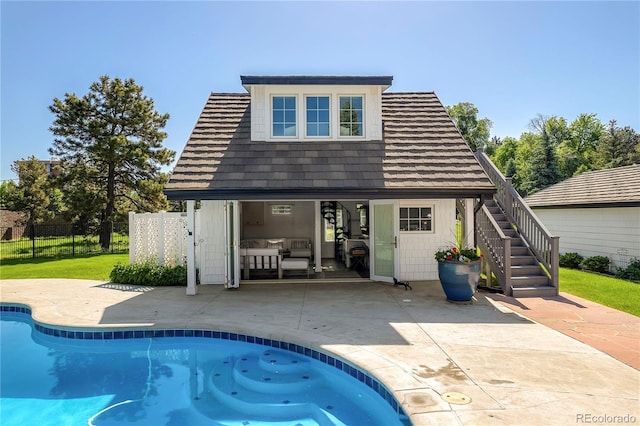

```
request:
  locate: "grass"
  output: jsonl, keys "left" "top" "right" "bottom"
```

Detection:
{"left": 1, "top": 254, "right": 638, "bottom": 317}
{"left": 0, "top": 234, "right": 129, "bottom": 260}
{"left": 0, "top": 253, "right": 129, "bottom": 281}
{"left": 560, "top": 267, "right": 640, "bottom": 317}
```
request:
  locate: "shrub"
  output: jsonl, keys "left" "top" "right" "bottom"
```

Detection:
{"left": 580, "top": 256, "right": 610, "bottom": 274}
{"left": 559, "top": 252, "right": 584, "bottom": 269}
{"left": 110, "top": 262, "right": 187, "bottom": 286}
{"left": 616, "top": 259, "right": 640, "bottom": 282}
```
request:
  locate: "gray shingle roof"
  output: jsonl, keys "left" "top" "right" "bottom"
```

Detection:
{"left": 524, "top": 164, "right": 640, "bottom": 208}
{"left": 165, "top": 92, "right": 495, "bottom": 200}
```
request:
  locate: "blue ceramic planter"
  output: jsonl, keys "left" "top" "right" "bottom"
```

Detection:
{"left": 437, "top": 260, "right": 481, "bottom": 302}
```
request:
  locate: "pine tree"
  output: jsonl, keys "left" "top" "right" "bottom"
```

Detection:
{"left": 49, "top": 76, "right": 174, "bottom": 248}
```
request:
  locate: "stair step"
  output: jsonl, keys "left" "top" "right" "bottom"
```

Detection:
{"left": 510, "top": 239, "right": 525, "bottom": 247}
{"left": 206, "top": 351, "right": 350, "bottom": 424}
{"left": 510, "top": 255, "right": 537, "bottom": 265}
{"left": 233, "top": 353, "right": 319, "bottom": 394}
{"left": 511, "top": 246, "right": 530, "bottom": 256}
{"left": 511, "top": 275, "right": 550, "bottom": 287}
{"left": 511, "top": 265, "right": 544, "bottom": 276}
{"left": 510, "top": 286, "right": 558, "bottom": 298}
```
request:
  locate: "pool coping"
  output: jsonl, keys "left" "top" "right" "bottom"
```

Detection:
{"left": 1, "top": 278, "right": 638, "bottom": 425}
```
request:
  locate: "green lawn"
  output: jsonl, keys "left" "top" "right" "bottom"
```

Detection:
{"left": 1, "top": 255, "right": 638, "bottom": 317}
{"left": 0, "top": 253, "right": 128, "bottom": 281}
{"left": 560, "top": 267, "right": 640, "bottom": 317}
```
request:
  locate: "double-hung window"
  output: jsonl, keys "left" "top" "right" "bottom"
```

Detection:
{"left": 272, "top": 96, "right": 297, "bottom": 137}
{"left": 306, "top": 96, "right": 330, "bottom": 137}
{"left": 339, "top": 96, "right": 363, "bottom": 136}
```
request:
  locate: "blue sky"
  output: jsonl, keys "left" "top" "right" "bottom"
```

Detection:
{"left": 1, "top": 1, "right": 638, "bottom": 181}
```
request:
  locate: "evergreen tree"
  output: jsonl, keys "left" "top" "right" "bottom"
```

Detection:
{"left": 8, "top": 157, "right": 55, "bottom": 227}
{"left": 49, "top": 76, "right": 174, "bottom": 248}
{"left": 518, "top": 117, "right": 559, "bottom": 196}
{"left": 595, "top": 120, "right": 639, "bottom": 169}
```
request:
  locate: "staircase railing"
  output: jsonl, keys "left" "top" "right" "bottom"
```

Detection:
{"left": 476, "top": 204, "right": 512, "bottom": 293}
{"left": 475, "top": 150, "right": 559, "bottom": 291}
{"left": 321, "top": 201, "right": 352, "bottom": 260}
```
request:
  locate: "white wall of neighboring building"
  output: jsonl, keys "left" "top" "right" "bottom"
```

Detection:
{"left": 248, "top": 84, "right": 383, "bottom": 142}
{"left": 397, "top": 199, "right": 457, "bottom": 281}
{"left": 196, "top": 200, "right": 227, "bottom": 284}
{"left": 532, "top": 206, "right": 640, "bottom": 270}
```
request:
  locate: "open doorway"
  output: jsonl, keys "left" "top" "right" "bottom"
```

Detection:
{"left": 238, "top": 200, "right": 370, "bottom": 280}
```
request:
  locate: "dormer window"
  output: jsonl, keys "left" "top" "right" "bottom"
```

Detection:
{"left": 306, "top": 96, "right": 330, "bottom": 137}
{"left": 242, "top": 76, "right": 392, "bottom": 142}
{"left": 272, "top": 96, "right": 297, "bottom": 137}
{"left": 339, "top": 96, "right": 363, "bottom": 136}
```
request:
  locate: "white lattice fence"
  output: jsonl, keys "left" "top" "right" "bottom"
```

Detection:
{"left": 129, "top": 212, "right": 188, "bottom": 265}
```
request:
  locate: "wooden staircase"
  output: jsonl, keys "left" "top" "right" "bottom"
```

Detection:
{"left": 475, "top": 150, "right": 559, "bottom": 298}
{"left": 483, "top": 199, "right": 557, "bottom": 297}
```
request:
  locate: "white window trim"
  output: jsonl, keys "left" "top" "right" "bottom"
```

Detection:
{"left": 270, "top": 94, "right": 299, "bottom": 139}
{"left": 304, "top": 94, "right": 332, "bottom": 138}
{"left": 399, "top": 205, "right": 435, "bottom": 233}
{"left": 337, "top": 94, "right": 365, "bottom": 139}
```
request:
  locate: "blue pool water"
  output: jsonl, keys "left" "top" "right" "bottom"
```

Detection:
{"left": 0, "top": 306, "right": 409, "bottom": 426}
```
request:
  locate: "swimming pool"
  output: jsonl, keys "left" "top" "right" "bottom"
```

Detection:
{"left": 0, "top": 304, "right": 409, "bottom": 425}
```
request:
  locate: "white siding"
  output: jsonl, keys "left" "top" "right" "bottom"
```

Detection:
{"left": 196, "top": 200, "right": 227, "bottom": 284}
{"left": 533, "top": 207, "right": 640, "bottom": 270}
{"left": 397, "top": 199, "right": 457, "bottom": 281}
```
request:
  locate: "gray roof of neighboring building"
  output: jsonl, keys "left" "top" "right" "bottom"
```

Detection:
{"left": 240, "top": 75, "right": 393, "bottom": 86}
{"left": 524, "top": 164, "right": 640, "bottom": 208}
{"left": 165, "top": 92, "right": 495, "bottom": 200}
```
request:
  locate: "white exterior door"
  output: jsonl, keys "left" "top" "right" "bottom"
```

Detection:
{"left": 224, "top": 200, "right": 240, "bottom": 288}
{"left": 370, "top": 200, "right": 398, "bottom": 282}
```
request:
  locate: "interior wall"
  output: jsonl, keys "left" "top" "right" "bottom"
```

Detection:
{"left": 242, "top": 201, "right": 316, "bottom": 244}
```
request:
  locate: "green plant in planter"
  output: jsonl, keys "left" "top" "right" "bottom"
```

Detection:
{"left": 434, "top": 246, "right": 481, "bottom": 263}
{"left": 434, "top": 244, "right": 482, "bottom": 302}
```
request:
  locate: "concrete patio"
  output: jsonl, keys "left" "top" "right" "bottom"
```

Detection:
{"left": 1, "top": 278, "right": 638, "bottom": 425}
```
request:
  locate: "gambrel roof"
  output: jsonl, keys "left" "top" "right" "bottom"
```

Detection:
{"left": 525, "top": 164, "right": 640, "bottom": 208}
{"left": 165, "top": 91, "right": 495, "bottom": 200}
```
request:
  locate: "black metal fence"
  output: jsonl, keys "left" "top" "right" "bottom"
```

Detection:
{"left": 0, "top": 222, "right": 128, "bottom": 260}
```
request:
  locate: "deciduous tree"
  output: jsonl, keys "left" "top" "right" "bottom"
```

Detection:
{"left": 446, "top": 102, "right": 492, "bottom": 151}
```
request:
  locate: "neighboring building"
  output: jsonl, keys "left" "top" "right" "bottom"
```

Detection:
{"left": 525, "top": 164, "right": 640, "bottom": 271}
{"left": 14, "top": 158, "right": 61, "bottom": 177}
{"left": 40, "top": 159, "right": 61, "bottom": 177}
{"left": 164, "top": 75, "right": 496, "bottom": 293}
